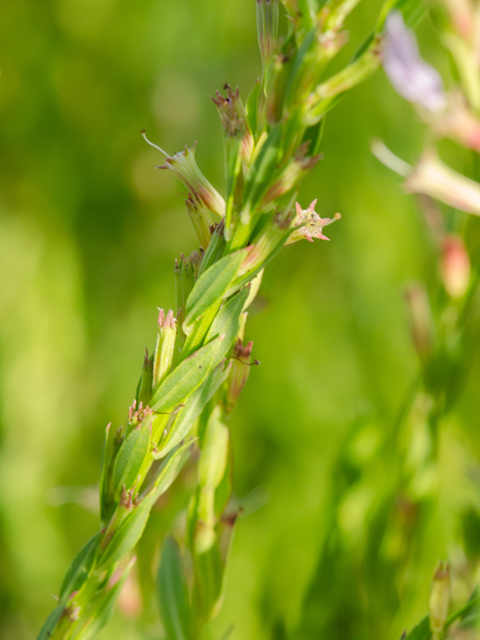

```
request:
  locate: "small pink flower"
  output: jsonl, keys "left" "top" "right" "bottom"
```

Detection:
{"left": 286, "top": 200, "right": 341, "bottom": 244}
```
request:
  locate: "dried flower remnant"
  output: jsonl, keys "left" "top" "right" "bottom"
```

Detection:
{"left": 286, "top": 200, "right": 341, "bottom": 244}
{"left": 211, "top": 85, "right": 255, "bottom": 165}
{"left": 383, "top": 11, "right": 446, "bottom": 112}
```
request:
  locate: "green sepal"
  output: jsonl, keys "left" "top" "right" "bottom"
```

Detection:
{"left": 184, "top": 250, "right": 247, "bottom": 334}
{"left": 150, "top": 335, "right": 226, "bottom": 414}
{"left": 59, "top": 532, "right": 102, "bottom": 602}
{"left": 74, "top": 557, "right": 135, "bottom": 640}
{"left": 112, "top": 424, "right": 152, "bottom": 501}
{"left": 158, "top": 364, "right": 228, "bottom": 458}
{"left": 157, "top": 536, "right": 192, "bottom": 640}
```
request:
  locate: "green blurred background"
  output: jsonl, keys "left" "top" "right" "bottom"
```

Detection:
{"left": 1, "top": 1, "right": 479, "bottom": 639}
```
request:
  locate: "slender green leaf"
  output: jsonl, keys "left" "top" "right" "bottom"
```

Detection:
{"left": 184, "top": 250, "right": 246, "bottom": 332}
{"left": 404, "top": 616, "right": 431, "bottom": 640}
{"left": 99, "top": 423, "right": 116, "bottom": 523}
{"left": 158, "top": 365, "right": 228, "bottom": 458}
{"left": 157, "top": 537, "right": 192, "bottom": 640}
{"left": 97, "top": 494, "right": 155, "bottom": 569}
{"left": 112, "top": 425, "right": 151, "bottom": 501}
{"left": 75, "top": 558, "right": 135, "bottom": 640}
{"left": 59, "top": 532, "right": 102, "bottom": 601}
{"left": 36, "top": 605, "right": 64, "bottom": 640}
{"left": 151, "top": 440, "right": 195, "bottom": 501}
{"left": 206, "top": 287, "right": 250, "bottom": 360}
{"left": 150, "top": 336, "right": 225, "bottom": 414}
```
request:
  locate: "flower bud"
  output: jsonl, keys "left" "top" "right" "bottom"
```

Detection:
{"left": 440, "top": 235, "right": 470, "bottom": 299}
{"left": 429, "top": 561, "right": 450, "bottom": 634}
{"left": 142, "top": 131, "right": 226, "bottom": 217}
{"left": 405, "top": 151, "right": 480, "bottom": 215}
{"left": 239, "top": 210, "right": 294, "bottom": 276}
{"left": 153, "top": 309, "right": 177, "bottom": 388}
{"left": 383, "top": 11, "right": 446, "bottom": 113}
{"left": 442, "top": 0, "right": 474, "bottom": 40}
{"left": 226, "top": 339, "right": 254, "bottom": 413}
{"left": 404, "top": 283, "right": 434, "bottom": 363}
{"left": 434, "top": 93, "right": 480, "bottom": 152}
{"left": 256, "top": 0, "right": 279, "bottom": 68}
{"left": 286, "top": 200, "right": 341, "bottom": 244}
{"left": 185, "top": 194, "right": 213, "bottom": 251}
{"left": 158, "top": 143, "right": 226, "bottom": 217}
{"left": 262, "top": 144, "right": 321, "bottom": 206}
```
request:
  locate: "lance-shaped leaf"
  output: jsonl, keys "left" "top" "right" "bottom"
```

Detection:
{"left": 99, "top": 422, "right": 117, "bottom": 523}
{"left": 205, "top": 286, "right": 250, "bottom": 353}
{"left": 59, "top": 532, "right": 102, "bottom": 602}
{"left": 150, "top": 440, "right": 195, "bottom": 501}
{"left": 112, "top": 424, "right": 152, "bottom": 501}
{"left": 36, "top": 606, "right": 65, "bottom": 640}
{"left": 402, "top": 616, "right": 431, "bottom": 640}
{"left": 157, "top": 536, "right": 192, "bottom": 640}
{"left": 97, "top": 494, "right": 156, "bottom": 569}
{"left": 150, "top": 336, "right": 225, "bottom": 414}
{"left": 158, "top": 365, "right": 228, "bottom": 458}
{"left": 183, "top": 250, "right": 246, "bottom": 333}
{"left": 74, "top": 557, "right": 136, "bottom": 640}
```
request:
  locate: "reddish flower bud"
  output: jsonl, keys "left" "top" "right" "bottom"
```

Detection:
{"left": 440, "top": 235, "right": 470, "bottom": 299}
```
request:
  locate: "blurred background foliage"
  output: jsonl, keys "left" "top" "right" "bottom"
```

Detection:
{"left": 1, "top": 1, "right": 480, "bottom": 639}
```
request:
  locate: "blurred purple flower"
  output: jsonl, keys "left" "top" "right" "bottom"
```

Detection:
{"left": 383, "top": 11, "right": 446, "bottom": 112}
